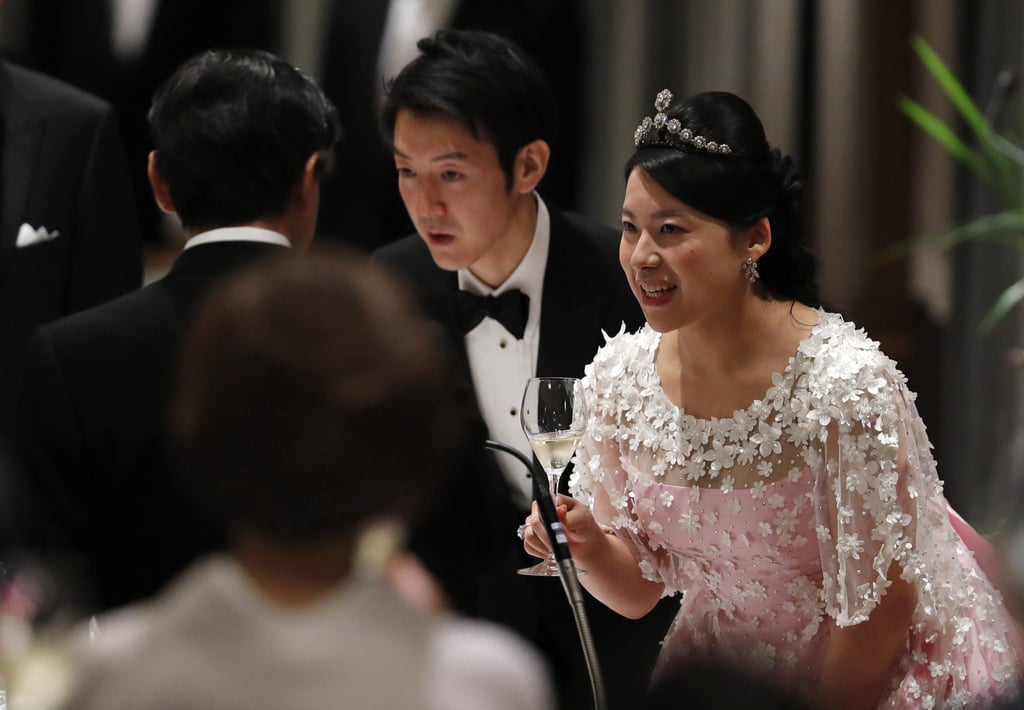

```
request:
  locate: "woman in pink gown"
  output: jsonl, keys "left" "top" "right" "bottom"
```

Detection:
{"left": 521, "top": 89, "right": 1022, "bottom": 708}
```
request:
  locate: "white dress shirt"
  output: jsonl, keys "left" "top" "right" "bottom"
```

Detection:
{"left": 459, "top": 195, "right": 549, "bottom": 509}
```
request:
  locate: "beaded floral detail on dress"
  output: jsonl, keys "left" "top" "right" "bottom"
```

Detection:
{"left": 570, "top": 313, "right": 1022, "bottom": 708}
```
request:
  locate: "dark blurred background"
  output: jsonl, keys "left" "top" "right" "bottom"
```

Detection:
{"left": 2, "top": 0, "right": 1022, "bottom": 535}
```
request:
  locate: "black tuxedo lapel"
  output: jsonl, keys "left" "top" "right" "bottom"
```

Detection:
{"left": 0, "top": 64, "right": 43, "bottom": 270}
{"left": 435, "top": 271, "right": 471, "bottom": 361}
{"left": 399, "top": 255, "right": 473, "bottom": 369}
{"left": 537, "top": 213, "right": 615, "bottom": 378}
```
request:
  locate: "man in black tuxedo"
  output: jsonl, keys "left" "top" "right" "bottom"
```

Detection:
{"left": 0, "top": 58, "right": 142, "bottom": 435}
{"left": 15, "top": 48, "right": 341, "bottom": 613}
{"left": 373, "top": 30, "right": 675, "bottom": 710}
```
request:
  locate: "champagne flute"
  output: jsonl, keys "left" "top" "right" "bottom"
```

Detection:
{"left": 518, "top": 377, "right": 587, "bottom": 577}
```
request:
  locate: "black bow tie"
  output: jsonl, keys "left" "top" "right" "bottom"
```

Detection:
{"left": 452, "top": 289, "right": 530, "bottom": 339}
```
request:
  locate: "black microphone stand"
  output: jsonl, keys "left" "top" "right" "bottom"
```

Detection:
{"left": 484, "top": 439, "right": 607, "bottom": 710}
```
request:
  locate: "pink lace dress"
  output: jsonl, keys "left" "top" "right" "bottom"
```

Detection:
{"left": 569, "top": 313, "right": 1021, "bottom": 708}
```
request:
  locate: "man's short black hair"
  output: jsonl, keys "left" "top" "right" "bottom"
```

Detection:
{"left": 382, "top": 29, "right": 556, "bottom": 188}
{"left": 148, "top": 49, "right": 341, "bottom": 231}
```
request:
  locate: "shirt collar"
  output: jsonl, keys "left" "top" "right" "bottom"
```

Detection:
{"left": 183, "top": 226, "right": 291, "bottom": 250}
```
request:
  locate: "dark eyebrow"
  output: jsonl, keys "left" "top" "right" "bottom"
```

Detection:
{"left": 392, "top": 148, "right": 468, "bottom": 162}
{"left": 621, "top": 207, "right": 688, "bottom": 220}
{"left": 431, "top": 151, "right": 468, "bottom": 162}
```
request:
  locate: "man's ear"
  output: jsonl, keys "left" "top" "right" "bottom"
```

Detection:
{"left": 281, "top": 152, "right": 324, "bottom": 250}
{"left": 295, "top": 152, "right": 321, "bottom": 209}
{"left": 512, "top": 139, "right": 551, "bottom": 195}
{"left": 147, "top": 151, "right": 176, "bottom": 214}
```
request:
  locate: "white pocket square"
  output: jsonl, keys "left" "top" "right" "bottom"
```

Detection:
{"left": 16, "top": 223, "right": 60, "bottom": 247}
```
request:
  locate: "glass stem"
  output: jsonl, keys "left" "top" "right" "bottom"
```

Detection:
{"left": 545, "top": 468, "right": 562, "bottom": 563}
{"left": 547, "top": 470, "right": 560, "bottom": 499}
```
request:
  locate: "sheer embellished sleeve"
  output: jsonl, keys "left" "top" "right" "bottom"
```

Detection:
{"left": 803, "top": 325, "right": 1006, "bottom": 638}
{"left": 570, "top": 327, "right": 673, "bottom": 587}
{"left": 807, "top": 360, "right": 925, "bottom": 627}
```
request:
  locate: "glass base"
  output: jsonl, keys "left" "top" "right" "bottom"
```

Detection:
{"left": 517, "top": 557, "right": 586, "bottom": 577}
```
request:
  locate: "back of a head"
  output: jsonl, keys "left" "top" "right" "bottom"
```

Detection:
{"left": 148, "top": 49, "right": 341, "bottom": 232}
{"left": 171, "top": 246, "right": 467, "bottom": 544}
{"left": 382, "top": 28, "right": 556, "bottom": 181}
{"left": 628, "top": 90, "right": 819, "bottom": 306}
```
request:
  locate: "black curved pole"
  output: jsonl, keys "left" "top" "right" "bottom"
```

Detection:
{"left": 484, "top": 439, "right": 607, "bottom": 710}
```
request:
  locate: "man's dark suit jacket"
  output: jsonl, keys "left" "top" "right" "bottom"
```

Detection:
{"left": 0, "top": 60, "right": 142, "bottom": 434}
{"left": 16, "top": 241, "right": 286, "bottom": 613}
{"left": 19, "top": 0, "right": 279, "bottom": 245}
{"left": 374, "top": 208, "right": 678, "bottom": 710}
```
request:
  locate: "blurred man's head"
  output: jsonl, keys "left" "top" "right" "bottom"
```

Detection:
{"left": 147, "top": 49, "right": 341, "bottom": 244}
{"left": 171, "top": 246, "right": 467, "bottom": 546}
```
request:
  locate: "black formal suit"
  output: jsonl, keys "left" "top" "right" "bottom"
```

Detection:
{"left": 0, "top": 60, "right": 142, "bottom": 435}
{"left": 318, "top": 0, "right": 586, "bottom": 251}
{"left": 16, "top": 241, "right": 287, "bottom": 613}
{"left": 374, "top": 208, "right": 678, "bottom": 710}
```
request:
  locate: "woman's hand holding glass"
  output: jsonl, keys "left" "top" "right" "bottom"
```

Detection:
{"left": 517, "top": 376, "right": 587, "bottom": 576}
{"left": 520, "top": 495, "right": 603, "bottom": 563}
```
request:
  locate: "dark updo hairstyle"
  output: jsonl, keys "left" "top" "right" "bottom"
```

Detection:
{"left": 626, "top": 91, "right": 820, "bottom": 307}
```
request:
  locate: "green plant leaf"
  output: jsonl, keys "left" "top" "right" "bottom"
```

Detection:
{"left": 910, "top": 35, "right": 1022, "bottom": 206}
{"left": 904, "top": 34, "right": 1024, "bottom": 332}
{"left": 898, "top": 96, "right": 989, "bottom": 176}
{"left": 980, "top": 277, "right": 1024, "bottom": 333}
{"left": 911, "top": 35, "right": 990, "bottom": 142}
{"left": 879, "top": 211, "right": 1024, "bottom": 262}
{"left": 927, "top": 211, "right": 1024, "bottom": 250}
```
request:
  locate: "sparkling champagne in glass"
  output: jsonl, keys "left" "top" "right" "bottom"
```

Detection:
{"left": 518, "top": 377, "right": 587, "bottom": 577}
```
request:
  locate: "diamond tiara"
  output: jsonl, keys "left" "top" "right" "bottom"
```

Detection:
{"left": 633, "top": 89, "right": 732, "bottom": 155}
